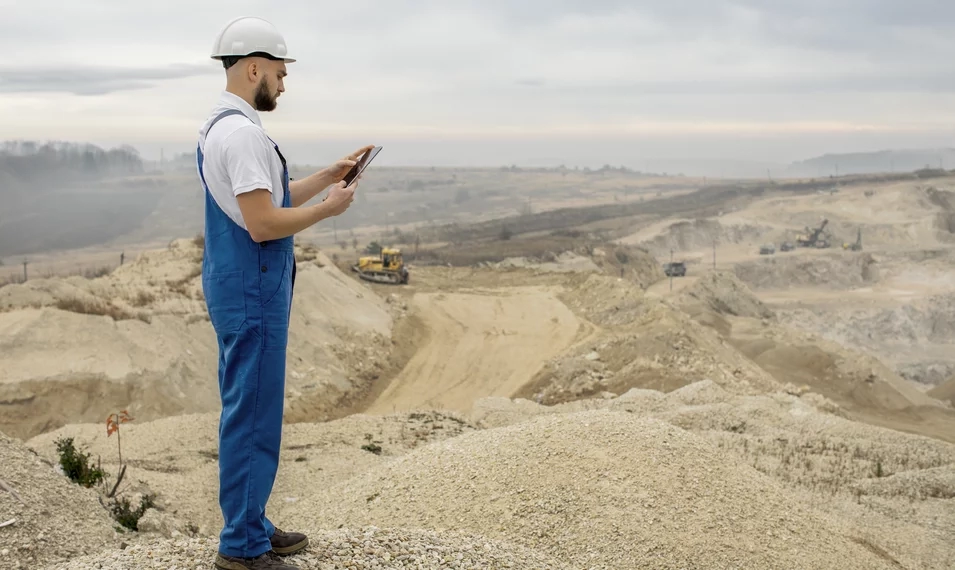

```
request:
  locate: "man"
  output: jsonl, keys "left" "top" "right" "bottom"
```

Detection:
{"left": 196, "top": 15, "right": 374, "bottom": 570}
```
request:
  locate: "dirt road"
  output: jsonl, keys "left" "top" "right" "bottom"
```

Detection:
{"left": 366, "top": 286, "right": 581, "bottom": 415}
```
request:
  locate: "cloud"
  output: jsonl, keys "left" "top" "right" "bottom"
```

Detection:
{"left": 0, "top": 64, "right": 218, "bottom": 95}
{"left": 0, "top": 0, "right": 953, "bottom": 163}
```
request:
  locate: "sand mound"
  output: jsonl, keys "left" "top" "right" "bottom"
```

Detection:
{"left": 0, "top": 431, "right": 117, "bottom": 569}
{"left": 27, "top": 410, "right": 479, "bottom": 537}
{"left": 469, "top": 381, "right": 955, "bottom": 569}
{"left": 734, "top": 252, "right": 880, "bottom": 290}
{"left": 852, "top": 464, "right": 955, "bottom": 501}
{"left": 41, "top": 527, "right": 570, "bottom": 570}
{"left": 521, "top": 276, "right": 780, "bottom": 403}
{"left": 677, "top": 270, "right": 775, "bottom": 320}
{"left": 623, "top": 217, "right": 774, "bottom": 256}
{"left": 284, "top": 410, "right": 904, "bottom": 570}
{"left": 0, "top": 239, "right": 394, "bottom": 439}
{"left": 930, "top": 378, "right": 955, "bottom": 406}
{"left": 778, "top": 293, "right": 955, "bottom": 387}
{"left": 492, "top": 251, "right": 600, "bottom": 273}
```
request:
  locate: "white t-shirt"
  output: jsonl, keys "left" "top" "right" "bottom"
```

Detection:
{"left": 197, "top": 91, "right": 286, "bottom": 230}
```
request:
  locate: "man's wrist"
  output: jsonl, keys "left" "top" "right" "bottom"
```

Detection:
{"left": 313, "top": 168, "right": 335, "bottom": 189}
{"left": 311, "top": 199, "right": 335, "bottom": 221}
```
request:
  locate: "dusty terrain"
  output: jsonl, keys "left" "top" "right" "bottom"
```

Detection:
{"left": 1, "top": 171, "right": 954, "bottom": 569}
{"left": 0, "top": 239, "right": 396, "bottom": 440}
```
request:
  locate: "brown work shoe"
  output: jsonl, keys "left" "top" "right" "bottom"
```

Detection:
{"left": 270, "top": 527, "right": 309, "bottom": 555}
{"left": 214, "top": 550, "right": 299, "bottom": 570}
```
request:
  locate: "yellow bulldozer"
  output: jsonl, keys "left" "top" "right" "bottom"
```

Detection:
{"left": 352, "top": 246, "right": 409, "bottom": 285}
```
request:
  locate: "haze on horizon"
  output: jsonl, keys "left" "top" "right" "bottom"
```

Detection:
{"left": 0, "top": 0, "right": 953, "bottom": 172}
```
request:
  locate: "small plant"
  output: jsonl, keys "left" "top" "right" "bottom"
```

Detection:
{"left": 131, "top": 290, "right": 155, "bottom": 307}
{"left": 56, "top": 412, "right": 158, "bottom": 532}
{"left": 105, "top": 410, "right": 134, "bottom": 497}
{"left": 361, "top": 433, "right": 383, "bottom": 455}
{"left": 54, "top": 437, "right": 106, "bottom": 488}
{"left": 110, "top": 493, "right": 156, "bottom": 531}
{"left": 107, "top": 410, "right": 133, "bottom": 465}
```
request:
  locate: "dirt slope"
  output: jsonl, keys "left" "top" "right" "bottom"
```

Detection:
{"left": 365, "top": 286, "right": 581, "bottom": 414}
{"left": 0, "top": 431, "right": 118, "bottom": 569}
{"left": 930, "top": 378, "right": 955, "bottom": 406}
{"left": 0, "top": 240, "right": 393, "bottom": 439}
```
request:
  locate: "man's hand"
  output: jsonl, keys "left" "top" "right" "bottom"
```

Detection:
{"left": 288, "top": 144, "right": 374, "bottom": 208}
{"left": 321, "top": 179, "right": 357, "bottom": 216}
{"left": 322, "top": 144, "right": 375, "bottom": 185}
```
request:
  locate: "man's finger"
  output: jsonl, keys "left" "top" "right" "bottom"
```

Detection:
{"left": 348, "top": 145, "right": 375, "bottom": 160}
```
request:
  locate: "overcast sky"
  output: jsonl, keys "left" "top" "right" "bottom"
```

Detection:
{"left": 0, "top": 0, "right": 953, "bottom": 171}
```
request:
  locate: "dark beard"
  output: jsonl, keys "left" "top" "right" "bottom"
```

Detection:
{"left": 253, "top": 78, "right": 277, "bottom": 112}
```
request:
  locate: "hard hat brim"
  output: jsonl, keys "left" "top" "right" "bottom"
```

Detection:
{"left": 211, "top": 53, "right": 296, "bottom": 63}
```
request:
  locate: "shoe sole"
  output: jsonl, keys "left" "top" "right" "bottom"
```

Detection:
{"left": 272, "top": 537, "right": 309, "bottom": 556}
{"left": 214, "top": 556, "right": 254, "bottom": 570}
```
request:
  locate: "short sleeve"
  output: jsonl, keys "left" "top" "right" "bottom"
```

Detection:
{"left": 221, "top": 125, "right": 274, "bottom": 196}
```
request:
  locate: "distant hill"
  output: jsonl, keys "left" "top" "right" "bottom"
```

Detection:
{"left": 786, "top": 148, "right": 955, "bottom": 177}
{"left": 0, "top": 140, "right": 162, "bottom": 258}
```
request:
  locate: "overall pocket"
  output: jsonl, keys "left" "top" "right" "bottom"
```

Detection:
{"left": 202, "top": 270, "right": 247, "bottom": 334}
{"left": 257, "top": 250, "right": 293, "bottom": 350}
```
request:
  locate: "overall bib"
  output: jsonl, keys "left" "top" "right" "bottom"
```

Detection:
{"left": 197, "top": 109, "right": 297, "bottom": 559}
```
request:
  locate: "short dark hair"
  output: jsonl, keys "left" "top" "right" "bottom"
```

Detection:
{"left": 222, "top": 51, "right": 283, "bottom": 70}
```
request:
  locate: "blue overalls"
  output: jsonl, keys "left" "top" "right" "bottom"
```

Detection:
{"left": 196, "top": 109, "right": 296, "bottom": 559}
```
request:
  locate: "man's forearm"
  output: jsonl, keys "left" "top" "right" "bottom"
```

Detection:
{"left": 250, "top": 201, "right": 336, "bottom": 242}
{"left": 288, "top": 170, "right": 332, "bottom": 207}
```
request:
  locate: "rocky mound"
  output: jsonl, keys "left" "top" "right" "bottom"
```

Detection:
{"left": 636, "top": 217, "right": 774, "bottom": 256}
{"left": 0, "top": 239, "right": 394, "bottom": 439}
{"left": 677, "top": 270, "right": 775, "bottom": 320}
{"left": 27, "top": 410, "right": 479, "bottom": 538}
{"left": 0, "top": 431, "right": 118, "bottom": 569}
{"left": 930, "top": 378, "right": 955, "bottom": 406}
{"left": 521, "top": 276, "right": 780, "bottom": 403}
{"left": 777, "top": 292, "right": 955, "bottom": 387}
{"left": 283, "top": 410, "right": 906, "bottom": 570}
{"left": 470, "top": 382, "right": 955, "bottom": 570}
{"left": 40, "top": 527, "right": 570, "bottom": 570}
{"left": 734, "top": 251, "right": 881, "bottom": 291}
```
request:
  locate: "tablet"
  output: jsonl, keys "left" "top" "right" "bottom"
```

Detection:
{"left": 343, "top": 146, "right": 382, "bottom": 187}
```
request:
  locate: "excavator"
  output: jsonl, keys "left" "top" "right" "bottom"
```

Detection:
{"left": 843, "top": 228, "right": 862, "bottom": 251}
{"left": 795, "top": 218, "right": 831, "bottom": 248}
{"left": 352, "top": 246, "right": 410, "bottom": 285}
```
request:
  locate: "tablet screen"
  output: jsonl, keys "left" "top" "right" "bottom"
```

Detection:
{"left": 344, "top": 146, "right": 382, "bottom": 187}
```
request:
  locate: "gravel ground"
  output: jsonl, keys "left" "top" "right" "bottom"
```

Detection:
{"left": 0, "top": 432, "right": 119, "bottom": 569}
{"left": 284, "top": 409, "right": 907, "bottom": 570}
{"left": 39, "top": 527, "right": 570, "bottom": 570}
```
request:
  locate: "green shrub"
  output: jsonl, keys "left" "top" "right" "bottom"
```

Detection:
{"left": 110, "top": 493, "right": 156, "bottom": 531}
{"left": 54, "top": 437, "right": 106, "bottom": 488}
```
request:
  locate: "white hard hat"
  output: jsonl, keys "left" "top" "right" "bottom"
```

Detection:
{"left": 210, "top": 16, "right": 296, "bottom": 63}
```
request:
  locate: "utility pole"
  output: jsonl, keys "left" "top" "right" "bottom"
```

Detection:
{"left": 713, "top": 241, "right": 716, "bottom": 269}
{"left": 669, "top": 249, "right": 673, "bottom": 292}
{"left": 22, "top": 259, "right": 27, "bottom": 282}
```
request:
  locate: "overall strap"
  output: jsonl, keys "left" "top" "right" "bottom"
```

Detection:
{"left": 197, "top": 109, "right": 252, "bottom": 192}
{"left": 202, "top": 108, "right": 249, "bottom": 139}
